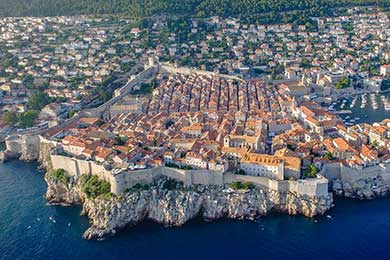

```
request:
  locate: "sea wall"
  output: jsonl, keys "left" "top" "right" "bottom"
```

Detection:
{"left": 49, "top": 153, "right": 328, "bottom": 197}
{"left": 50, "top": 154, "right": 225, "bottom": 194}
{"left": 223, "top": 173, "right": 328, "bottom": 197}
{"left": 50, "top": 154, "right": 118, "bottom": 191}
{"left": 322, "top": 162, "right": 390, "bottom": 199}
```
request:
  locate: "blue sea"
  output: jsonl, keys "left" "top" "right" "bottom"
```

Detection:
{"left": 1, "top": 160, "right": 390, "bottom": 260}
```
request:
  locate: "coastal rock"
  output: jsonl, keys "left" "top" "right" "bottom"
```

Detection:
{"left": 45, "top": 176, "right": 82, "bottom": 205}
{"left": 332, "top": 177, "right": 390, "bottom": 200}
{"left": 44, "top": 177, "right": 333, "bottom": 241}
{"left": 79, "top": 181, "right": 333, "bottom": 240}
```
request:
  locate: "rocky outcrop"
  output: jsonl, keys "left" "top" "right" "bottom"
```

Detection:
{"left": 83, "top": 188, "right": 333, "bottom": 240}
{"left": 332, "top": 176, "right": 390, "bottom": 199}
{"left": 45, "top": 175, "right": 82, "bottom": 206}
{"left": 45, "top": 175, "right": 333, "bottom": 240}
{"left": 4, "top": 135, "right": 41, "bottom": 162}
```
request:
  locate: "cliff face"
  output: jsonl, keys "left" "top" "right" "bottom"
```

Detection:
{"left": 45, "top": 176, "right": 82, "bottom": 205}
{"left": 332, "top": 177, "right": 390, "bottom": 200}
{"left": 45, "top": 177, "right": 333, "bottom": 240}
{"left": 4, "top": 135, "right": 41, "bottom": 162}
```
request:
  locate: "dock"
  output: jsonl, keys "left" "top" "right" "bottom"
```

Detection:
{"left": 333, "top": 110, "right": 352, "bottom": 115}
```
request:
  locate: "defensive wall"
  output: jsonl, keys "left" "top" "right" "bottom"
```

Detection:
{"left": 159, "top": 63, "right": 243, "bottom": 82}
{"left": 50, "top": 153, "right": 329, "bottom": 197}
{"left": 320, "top": 162, "right": 390, "bottom": 184}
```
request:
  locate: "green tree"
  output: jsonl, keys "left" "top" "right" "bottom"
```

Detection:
{"left": 114, "top": 135, "right": 126, "bottom": 145}
{"left": 2, "top": 111, "right": 17, "bottom": 125}
{"left": 335, "top": 77, "right": 351, "bottom": 89}
{"left": 81, "top": 175, "right": 111, "bottom": 199}
{"left": 323, "top": 152, "right": 333, "bottom": 160}
{"left": 16, "top": 110, "right": 38, "bottom": 128}
{"left": 304, "top": 164, "right": 318, "bottom": 178}
{"left": 28, "top": 91, "right": 50, "bottom": 110}
{"left": 49, "top": 168, "right": 70, "bottom": 183}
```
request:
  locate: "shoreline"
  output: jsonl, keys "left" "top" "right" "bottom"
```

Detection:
{"left": 45, "top": 174, "right": 333, "bottom": 241}
{"left": 3, "top": 156, "right": 334, "bottom": 240}
{"left": 4, "top": 158, "right": 390, "bottom": 241}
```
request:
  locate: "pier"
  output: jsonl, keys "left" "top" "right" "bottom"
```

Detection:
{"left": 333, "top": 110, "right": 352, "bottom": 115}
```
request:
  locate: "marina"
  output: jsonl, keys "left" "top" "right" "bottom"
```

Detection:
{"left": 329, "top": 93, "right": 390, "bottom": 124}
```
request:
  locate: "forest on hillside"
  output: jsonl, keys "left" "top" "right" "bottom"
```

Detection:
{"left": 0, "top": 0, "right": 389, "bottom": 22}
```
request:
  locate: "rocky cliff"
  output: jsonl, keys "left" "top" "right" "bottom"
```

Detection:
{"left": 45, "top": 176, "right": 82, "bottom": 206}
{"left": 332, "top": 176, "right": 390, "bottom": 200}
{"left": 4, "top": 135, "right": 41, "bottom": 162}
{"left": 45, "top": 176, "right": 333, "bottom": 241}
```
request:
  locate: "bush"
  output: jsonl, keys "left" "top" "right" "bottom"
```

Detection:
{"left": 49, "top": 168, "right": 70, "bottom": 183}
{"left": 323, "top": 152, "right": 333, "bottom": 160}
{"left": 230, "top": 181, "right": 242, "bottom": 190}
{"left": 114, "top": 135, "right": 126, "bottom": 145}
{"left": 165, "top": 162, "right": 193, "bottom": 170}
{"left": 242, "top": 181, "right": 255, "bottom": 190}
{"left": 81, "top": 175, "right": 112, "bottom": 199}
{"left": 162, "top": 179, "right": 181, "bottom": 190}
{"left": 133, "top": 183, "right": 151, "bottom": 190}
{"left": 235, "top": 169, "right": 246, "bottom": 175}
{"left": 230, "top": 181, "right": 255, "bottom": 190}
{"left": 2, "top": 111, "right": 17, "bottom": 125}
{"left": 304, "top": 164, "right": 318, "bottom": 178}
{"left": 335, "top": 76, "right": 351, "bottom": 89}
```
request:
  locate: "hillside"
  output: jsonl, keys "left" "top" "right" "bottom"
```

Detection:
{"left": 0, "top": 0, "right": 389, "bottom": 20}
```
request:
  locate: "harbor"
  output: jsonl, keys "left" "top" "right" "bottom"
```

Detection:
{"left": 327, "top": 92, "right": 390, "bottom": 125}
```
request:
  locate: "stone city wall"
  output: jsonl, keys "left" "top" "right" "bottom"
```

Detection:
{"left": 223, "top": 173, "right": 328, "bottom": 197}
{"left": 50, "top": 154, "right": 225, "bottom": 194}
{"left": 340, "top": 163, "right": 390, "bottom": 183}
{"left": 322, "top": 162, "right": 390, "bottom": 184}
{"left": 50, "top": 153, "right": 329, "bottom": 197}
{"left": 159, "top": 64, "right": 243, "bottom": 82}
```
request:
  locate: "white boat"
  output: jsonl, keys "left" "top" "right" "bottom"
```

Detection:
{"left": 49, "top": 217, "right": 56, "bottom": 223}
{"left": 350, "top": 97, "right": 357, "bottom": 108}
